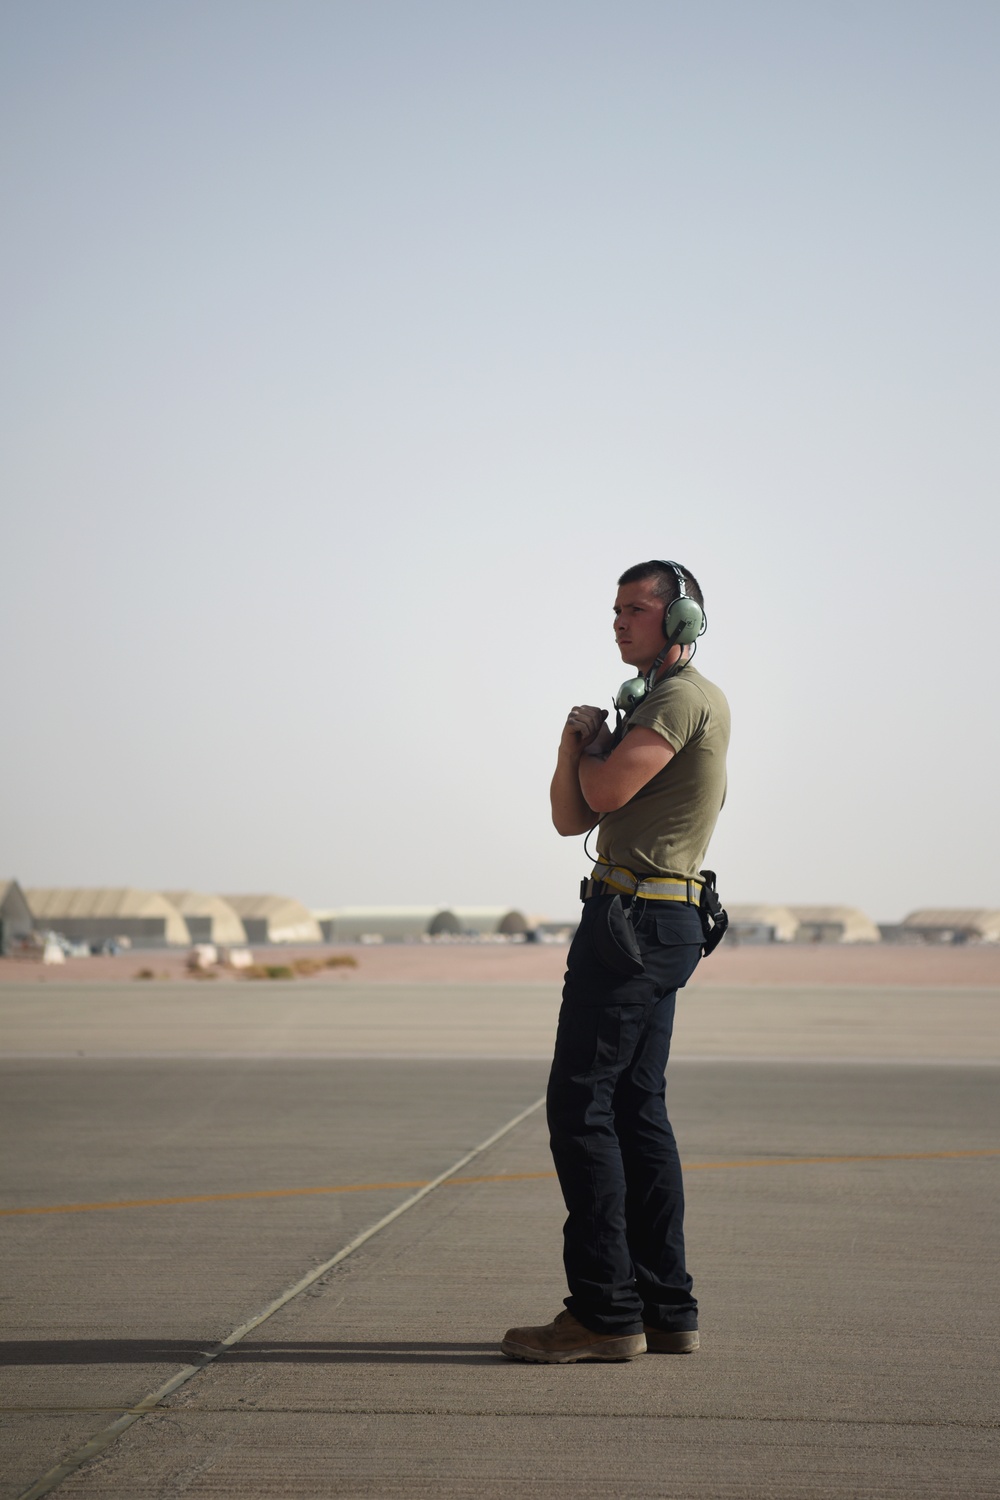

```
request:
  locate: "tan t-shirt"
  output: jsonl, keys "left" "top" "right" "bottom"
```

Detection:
{"left": 596, "top": 665, "right": 730, "bottom": 880}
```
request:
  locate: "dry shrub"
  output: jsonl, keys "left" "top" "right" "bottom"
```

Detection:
{"left": 292, "top": 957, "right": 325, "bottom": 976}
{"left": 135, "top": 968, "right": 155, "bottom": 980}
{"left": 292, "top": 954, "right": 357, "bottom": 976}
{"left": 242, "top": 958, "right": 355, "bottom": 980}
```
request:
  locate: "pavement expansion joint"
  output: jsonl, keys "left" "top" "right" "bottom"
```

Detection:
{"left": 4, "top": 1405, "right": 997, "bottom": 1431}
{"left": 7, "top": 1057, "right": 1000, "bottom": 1498}
{"left": 12, "top": 1094, "right": 547, "bottom": 1500}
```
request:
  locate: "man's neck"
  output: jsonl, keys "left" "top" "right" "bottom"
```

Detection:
{"left": 635, "top": 644, "right": 691, "bottom": 682}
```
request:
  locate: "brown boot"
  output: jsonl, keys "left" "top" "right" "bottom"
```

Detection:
{"left": 501, "top": 1309, "right": 646, "bottom": 1364}
{"left": 643, "top": 1326, "right": 700, "bottom": 1353}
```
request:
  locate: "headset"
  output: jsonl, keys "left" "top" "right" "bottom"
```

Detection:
{"left": 614, "top": 559, "right": 707, "bottom": 716}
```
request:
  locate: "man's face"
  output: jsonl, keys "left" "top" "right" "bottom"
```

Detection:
{"left": 613, "top": 578, "right": 667, "bottom": 673}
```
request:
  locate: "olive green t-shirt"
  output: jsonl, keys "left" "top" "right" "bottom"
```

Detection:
{"left": 596, "top": 665, "right": 730, "bottom": 880}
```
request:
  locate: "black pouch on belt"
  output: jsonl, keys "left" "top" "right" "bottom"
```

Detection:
{"left": 590, "top": 894, "right": 646, "bottom": 976}
{"left": 699, "top": 870, "right": 729, "bottom": 956}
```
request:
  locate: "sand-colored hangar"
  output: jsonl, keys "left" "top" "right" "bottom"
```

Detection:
{"left": 24, "top": 887, "right": 190, "bottom": 947}
{"left": 162, "top": 892, "right": 247, "bottom": 945}
{"left": 726, "top": 904, "right": 800, "bottom": 942}
{"left": 901, "top": 908, "right": 1000, "bottom": 943}
{"left": 786, "top": 905, "right": 881, "bottom": 943}
{"left": 222, "top": 893, "right": 323, "bottom": 945}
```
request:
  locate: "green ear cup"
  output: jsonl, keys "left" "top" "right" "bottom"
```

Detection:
{"left": 664, "top": 594, "right": 705, "bottom": 645}
{"left": 652, "top": 559, "right": 707, "bottom": 646}
{"left": 615, "top": 675, "right": 647, "bottom": 711}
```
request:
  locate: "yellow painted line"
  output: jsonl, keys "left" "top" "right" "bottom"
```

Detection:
{"left": 0, "top": 1180, "right": 431, "bottom": 1218}
{"left": 448, "top": 1150, "right": 1000, "bottom": 1183}
{"left": 686, "top": 1149, "right": 1000, "bottom": 1170}
{"left": 3, "top": 1150, "right": 998, "bottom": 1221}
{"left": 447, "top": 1171, "right": 558, "bottom": 1186}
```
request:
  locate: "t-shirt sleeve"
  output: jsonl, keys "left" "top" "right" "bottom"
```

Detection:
{"left": 625, "top": 680, "right": 708, "bottom": 754}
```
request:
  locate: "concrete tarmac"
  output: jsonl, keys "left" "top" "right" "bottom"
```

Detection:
{"left": 2, "top": 984, "right": 999, "bottom": 1498}
{"left": 3, "top": 980, "right": 999, "bottom": 1060}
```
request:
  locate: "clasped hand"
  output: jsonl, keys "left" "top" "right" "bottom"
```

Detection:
{"left": 561, "top": 704, "right": 613, "bottom": 757}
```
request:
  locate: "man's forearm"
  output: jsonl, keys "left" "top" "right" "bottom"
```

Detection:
{"left": 550, "top": 749, "right": 597, "bottom": 836}
{"left": 577, "top": 749, "right": 610, "bottom": 812}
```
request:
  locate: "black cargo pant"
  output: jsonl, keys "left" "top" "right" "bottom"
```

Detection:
{"left": 546, "top": 896, "right": 703, "bottom": 1336}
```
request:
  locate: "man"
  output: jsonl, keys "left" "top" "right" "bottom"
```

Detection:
{"left": 501, "top": 560, "right": 730, "bottom": 1363}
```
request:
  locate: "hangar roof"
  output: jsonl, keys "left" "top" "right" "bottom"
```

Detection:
{"left": 221, "top": 894, "right": 322, "bottom": 944}
{"left": 162, "top": 892, "right": 247, "bottom": 946}
{"left": 901, "top": 909, "right": 1000, "bottom": 941}
{"left": 25, "top": 888, "right": 190, "bottom": 945}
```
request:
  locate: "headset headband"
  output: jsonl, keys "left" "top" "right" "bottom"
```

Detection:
{"left": 653, "top": 559, "right": 688, "bottom": 602}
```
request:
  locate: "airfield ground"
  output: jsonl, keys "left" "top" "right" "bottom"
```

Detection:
{"left": 1, "top": 947, "right": 998, "bottom": 1498}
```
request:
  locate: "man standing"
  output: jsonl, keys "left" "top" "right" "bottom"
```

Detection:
{"left": 501, "top": 560, "right": 730, "bottom": 1363}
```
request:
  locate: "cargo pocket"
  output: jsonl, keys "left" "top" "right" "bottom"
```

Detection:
{"left": 653, "top": 905, "right": 705, "bottom": 946}
{"left": 650, "top": 906, "right": 704, "bottom": 992}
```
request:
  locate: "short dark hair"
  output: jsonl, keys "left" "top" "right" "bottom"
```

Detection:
{"left": 617, "top": 560, "right": 704, "bottom": 610}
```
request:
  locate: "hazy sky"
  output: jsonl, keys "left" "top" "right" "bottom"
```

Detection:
{"left": 2, "top": 1, "right": 998, "bottom": 923}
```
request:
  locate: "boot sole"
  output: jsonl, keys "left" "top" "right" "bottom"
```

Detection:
{"left": 500, "top": 1335, "right": 646, "bottom": 1364}
{"left": 644, "top": 1330, "right": 700, "bottom": 1354}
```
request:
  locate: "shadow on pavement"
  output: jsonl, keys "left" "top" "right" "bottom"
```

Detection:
{"left": 0, "top": 1339, "right": 503, "bottom": 1366}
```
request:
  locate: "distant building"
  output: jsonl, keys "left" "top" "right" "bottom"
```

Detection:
{"left": 24, "top": 888, "right": 190, "bottom": 947}
{"left": 726, "top": 904, "right": 799, "bottom": 943}
{"left": 221, "top": 894, "right": 322, "bottom": 945}
{"left": 877, "top": 923, "right": 927, "bottom": 945}
{"left": 533, "top": 919, "right": 576, "bottom": 943}
{"left": 451, "top": 907, "right": 531, "bottom": 936}
{"left": 319, "top": 908, "right": 461, "bottom": 942}
{"left": 899, "top": 909, "right": 1000, "bottom": 944}
{"left": 312, "top": 908, "right": 339, "bottom": 942}
{"left": 161, "top": 892, "right": 247, "bottom": 946}
{"left": 315, "top": 907, "right": 533, "bottom": 942}
{"left": 0, "top": 880, "right": 34, "bottom": 954}
{"left": 786, "top": 905, "right": 881, "bottom": 944}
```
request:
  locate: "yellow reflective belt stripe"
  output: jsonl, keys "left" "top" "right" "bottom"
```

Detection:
{"left": 602, "top": 879, "right": 693, "bottom": 901}
{"left": 592, "top": 862, "right": 702, "bottom": 900}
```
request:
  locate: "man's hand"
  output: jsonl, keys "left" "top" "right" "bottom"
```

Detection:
{"left": 559, "top": 704, "right": 609, "bottom": 757}
{"left": 551, "top": 704, "right": 606, "bottom": 835}
{"left": 582, "top": 719, "right": 615, "bottom": 758}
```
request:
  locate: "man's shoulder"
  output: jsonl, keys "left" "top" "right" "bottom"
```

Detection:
{"left": 649, "top": 665, "right": 728, "bottom": 716}
{"left": 626, "top": 665, "right": 729, "bottom": 750}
